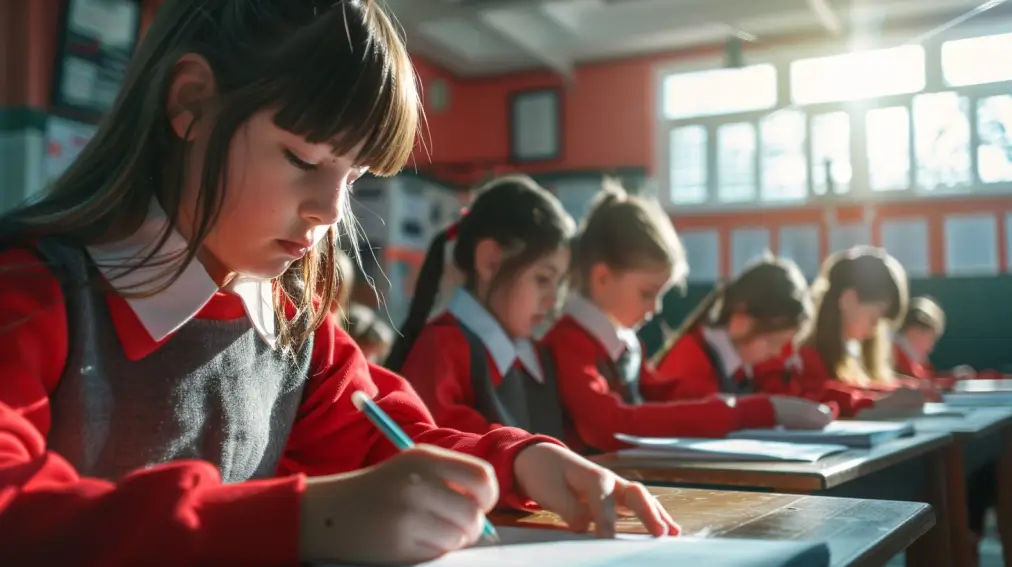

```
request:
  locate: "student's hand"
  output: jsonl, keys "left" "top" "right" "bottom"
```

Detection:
{"left": 874, "top": 387, "right": 927, "bottom": 410}
{"left": 769, "top": 396, "right": 833, "bottom": 429}
{"left": 952, "top": 365, "right": 977, "bottom": 380}
{"left": 298, "top": 445, "right": 499, "bottom": 564}
{"left": 512, "top": 443, "right": 679, "bottom": 538}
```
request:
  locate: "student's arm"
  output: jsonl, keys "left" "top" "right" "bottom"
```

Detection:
{"left": 547, "top": 330, "right": 775, "bottom": 453}
{"left": 645, "top": 337, "right": 720, "bottom": 401}
{"left": 277, "top": 314, "right": 562, "bottom": 509}
{"left": 790, "top": 348, "right": 877, "bottom": 418}
{"left": 0, "top": 247, "right": 301, "bottom": 567}
{"left": 397, "top": 321, "right": 501, "bottom": 434}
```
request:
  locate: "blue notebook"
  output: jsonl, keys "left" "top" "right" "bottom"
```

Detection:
{"left": 614, "top": 434, "right": 848, "bottom": 462}
{"left": 319, "top": 527, "right": 831, "bottom": 567}
{"left": 727, "top": 420, "right": 915, "bottom": 448}
{"left": 944, "top": 392, "right": 1012, "bottom": 406}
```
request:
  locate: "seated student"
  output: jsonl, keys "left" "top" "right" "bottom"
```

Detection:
{"left": 651, "top": 255, "right": 825, "bottom": 404}
{"left": 386, "top": 175, "right": 575, "bottom": 441}
{"left": 755, "top": 247, "right": 935, "bottom": 417}
{"left": 540, "top": 182, "right": 830, "bottom": 454}
{"left": 347, "top": 302, "right": 394, "bottom": 363}
{"left": 892, "top": 296, "right": 945, "bottom": 381}
{"left": 0, "top": 3, "right": 677, "bottom": 565}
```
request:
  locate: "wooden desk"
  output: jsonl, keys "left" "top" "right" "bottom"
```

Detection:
{"left": 592, "top": 432, "right": 952, "bottom": 567}
{"left": 898, "top": 408, "right": 1012, "bottom": 567}
{"left": 493, "top": 487, "right": 934, "bottom": 567}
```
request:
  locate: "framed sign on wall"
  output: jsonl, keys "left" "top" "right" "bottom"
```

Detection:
{"left": 509, "top": 88, "right": 562, "bottom": 163}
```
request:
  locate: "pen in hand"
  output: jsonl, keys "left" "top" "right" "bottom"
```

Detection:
{"left": 351, "top": 390, "right": 502, "bottom": 545}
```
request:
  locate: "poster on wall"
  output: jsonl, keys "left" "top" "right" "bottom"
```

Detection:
{"left": 44, "top": 116, "right": 98, "bottom": 188}
{"left": 51, "top": 0, "right": 141, "bottom": 119}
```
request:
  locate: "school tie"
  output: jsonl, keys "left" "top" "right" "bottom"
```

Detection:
{"left": 616, "top": 336, "right": 642, "bottom": 385}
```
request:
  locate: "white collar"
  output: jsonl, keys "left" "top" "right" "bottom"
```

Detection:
{"left": 563, "top": 293, "right": 640, "bottom": 361}
{"left": 893, "top": 333, "right": 925, "bottom": 364}
{"left": 701, "top": 326, "right": 749, "bottom": 377}
{"left": 85, "top": 200, "right": 276, "bottom": 347}
{"left": 446, "top": 288, "right": 543, "bottom": 382}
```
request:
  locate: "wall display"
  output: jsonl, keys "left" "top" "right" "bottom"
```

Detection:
{"left": 43, "top": 116, "right": 98, "bottom": 188}
{"left": 52, "top": 0, "right": 141, "bottom": 119}
{"left": 510, "top": 88, "right": 562, "bottom": 162}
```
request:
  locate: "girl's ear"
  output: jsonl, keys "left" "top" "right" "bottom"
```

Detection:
{"left": 589, "top": 262, "right": 614, "bottom": 295}
{"left": 474, "top": 238, "right": 503, "bottom": 285}
{"left": 166, "top": 54, "right": 218, "bottom": 141}
{"left": 726, "top": 311, "right": 753, "bottom": 339}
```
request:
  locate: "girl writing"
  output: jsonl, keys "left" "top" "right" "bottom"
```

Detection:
{"left": 892, "top": 296, "right": 946, "bottom": 381}
{"left": 756, "top": 247, "right": 932, "bottom": 417}
{"left": 540, "top": 182, "right": 829, "bottom": 454}
{"left": 0, "top": 2, "right": 675, "bottom": 565}
{"left": 387, "top": 175, "right": 575, "bottom": 441}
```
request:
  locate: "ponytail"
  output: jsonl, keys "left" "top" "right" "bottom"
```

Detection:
{"left": 649, "top": 280, "right": 726, "bottom": 367}
{"left": 384, "top": 228, "right": 450, "bottom": 372}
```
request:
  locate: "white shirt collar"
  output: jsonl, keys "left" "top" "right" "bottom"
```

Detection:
{"left": 701, "top": 326, "right": 749, "bottom": 378}
{"left": 446, "top": 288, "right": 543, "bottom": 382}
{"left": 563, "top": 293, "right": 640, "bottom": 362}
{"left": 85, "top": 200, "right": 276, "bottom": 347}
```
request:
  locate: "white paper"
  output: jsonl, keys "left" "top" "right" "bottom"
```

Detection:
{"left": 614, "top": 435, "right": 848, "bottom": 462}
{"left": 316, "top": 528, "right": 830, "bottom": 567}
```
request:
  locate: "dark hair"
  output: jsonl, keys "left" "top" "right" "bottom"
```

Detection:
{"left": 902, "top": 296, "right": 945, "bottom": 335}
{"left": 386, "top": 175, "right": 576, "bottom": 372}
{"left": 0, "top": 0, "right": 418, "bottom": 351}
{"left": 571, "top": 178, "right": 687, "bottom": 292}
{"left": 651, "top": 254, "right": 811, "bottom": 365}
{"left": 348, "top": 302, "right": 393, "bottom": 348}
{"left": 800, "top": 246, "right": 908, "bottom": 386}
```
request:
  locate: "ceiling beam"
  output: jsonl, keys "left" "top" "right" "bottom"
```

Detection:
{"left": 476, "top": 11, "right": 576, "bottom": 81}
{"left": 807, "top": 0, "right": 843, "bottom": 34}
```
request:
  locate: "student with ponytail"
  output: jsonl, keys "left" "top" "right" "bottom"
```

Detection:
{"left": 651, "top": 255, "right": 825, "bottom": 403}
{"left": 541, "top": 182, "right": 830, "bottom": 455}
{"left": 755, "top": 247, "right": 935, "bottom": 417}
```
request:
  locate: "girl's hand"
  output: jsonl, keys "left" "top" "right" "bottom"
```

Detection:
{"left": 513, "top": 443, "right": 679, "bottom": 538}
{"left": 769, "top": 396, "right": 833, "bottom": 429}
{"left": 298, "top": 445, "right": 498, "bottom": 564}
{"left": 951, "top": 365, "right": 977, "bottom": 381}
{"left": 874, "top": 387, "right": 927, "bottom": 410}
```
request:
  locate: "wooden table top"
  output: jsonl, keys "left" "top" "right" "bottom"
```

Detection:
{"left": 591, "top": 431, "right": 951, "bottom": 491}
{"left": 492, "top": 487, "right": 934, "bottom": 567}
{"left": 901, "top": 407, "right": 1012, "bottom": 439}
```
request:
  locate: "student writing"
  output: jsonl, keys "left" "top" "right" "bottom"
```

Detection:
{"left": 386, "top": 175, "right": 575, "bottom": 441}
{"left": 0, "top": 2, "right": 675, "bottom": 565}
{"left": 540, "top": 182, "right": 829, "bottom": 454}
{"left": 892, "top": 296, "right": 945, "bottom": 381}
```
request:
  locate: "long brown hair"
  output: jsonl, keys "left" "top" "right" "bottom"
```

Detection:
{"left": 799, "top": 247, "right": 908, "bottom": 386}
{"left": 1, "top": 1, "right": 418, "bottom": 351}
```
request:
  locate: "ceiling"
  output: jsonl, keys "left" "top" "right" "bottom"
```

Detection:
{"left": 383, "top": 0, "right": 998, "bottom": 78}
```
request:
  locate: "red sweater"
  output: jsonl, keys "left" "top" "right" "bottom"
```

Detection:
{"left": 0, "top": 246, "right": 557, "bottom": 566}
{"left": 892, "top": 343, "right": 935, "bottom": 381}
{"left": 540, "top": 316, "right": 776, "bottom": 453}
{"left": 653, "top": 327, "right": 751, "bottom": 400}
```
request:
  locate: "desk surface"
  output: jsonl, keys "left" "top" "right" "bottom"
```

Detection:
{"left": 591, "top": 431, "right": 951, "bottom": 491}
{"left": 493, "top": 487, "right": 934, "bottom": 567}
{"left": 903, "top": 408, "right": 1012, "bottom": 439}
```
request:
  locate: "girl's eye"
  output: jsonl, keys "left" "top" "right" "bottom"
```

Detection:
{"left": 284, "top": 149, "right": 317, "bottom": 171}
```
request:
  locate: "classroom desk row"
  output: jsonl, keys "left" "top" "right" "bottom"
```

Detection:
{"left": 583, "top": 406, "right": 1012, "bottom": 567}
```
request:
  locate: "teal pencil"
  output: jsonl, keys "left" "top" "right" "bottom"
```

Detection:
{"left": 351, "top": 390, "right": 502, "bottom": 544}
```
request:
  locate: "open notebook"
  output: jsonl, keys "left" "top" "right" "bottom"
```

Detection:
{"left": 727, "top": 421, "right": 915, "bottom": 448}
{"left": 854, "top": 403, "right": 968, "bottom": 420}
{"left": 613, "top": 434, "right": 848, "bottom": 462}
{"left": 317, "top": 527, "right": 831, "bottom": 567}
{"left": 945, "top": 391, "right": 1012, "bottom": 406}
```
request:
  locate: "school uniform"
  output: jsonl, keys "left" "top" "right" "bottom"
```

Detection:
{"left": 653, "top": 326, "right": 757, "bottom": 400}
{"left": 892, "top": 336, "right": 935, "bottom": 381}
{"left": 540, "top": 294, "right": 776, "bottom": 454}
{"left": 0, "top": 202, "right": 560, "bottom": 565}
{"left": 398, "top": 288, "right": 566, "bottom": 440}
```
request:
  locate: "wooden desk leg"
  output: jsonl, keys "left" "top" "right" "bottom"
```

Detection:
{"left": 996, "top": 431, "right": 1012, "bottom": 567}
{"left": 907, "top": 448, "right": 954, "bottom": 567}
{"left": 943, "top": 443, "right": 971, "bottom": 567}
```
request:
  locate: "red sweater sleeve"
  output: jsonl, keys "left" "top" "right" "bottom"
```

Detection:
{"left": 543, "top": 322, "right": 775, "bottom": 453}
{"left": 791, "top": 347, "right": 879, "bottom": 418}
{"left": 277, "top": 313, "right": 562, "bottom": 509}
{"left": 648, "top": 331, "right": 722, "bottom": 401}
{"left": 397, "top": 318, "right": 503, "bottom": 435}
{"left": 0, "top": 247, "right": 302, "bottom": 567}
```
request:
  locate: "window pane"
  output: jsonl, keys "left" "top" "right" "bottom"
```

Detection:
{"left": 811, "top": 112, "right": 852, "bottom": 195}
{"left": 663, "top": 65, "right": 777, "bottom": 120}
{"left": 761, "top": 110, "right": 807, "bottom": 202}
{"left": 867, "top": 106, "right": 911, "bottom": 192}
{"left": 942, "top": 33, "right": 1012, "bottom": 87}
{"left": 717, "top": 122, "right": 756, "bottom": 203}
{"left": 978, "top": 95, "right": 1012, "bottom": 184}
{"left": 790, "top": 45, "right": 925, "bottom": 105}
{"left": 913, "top": 92, "right": 971, "bottom": 192}
{"left": 669, "top": 126, "right": 708, "bottom": 204}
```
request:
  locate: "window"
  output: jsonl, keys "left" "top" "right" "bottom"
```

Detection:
{"left": 810, "top": 112, "right": 852, "bottom": 195}
{"left": 867, "top": 106, "right": 911, "bottom": 191}
{"left": 978, "top": 95, "right": 1012, "bottom": 184}
{"left": 717, "top": 123, "right": 756, "bottom": 203}
{"left": 942, "top": 33, "right": 1012, "bottom": 87}
{"left": 761, "top": 110, "right": 807, "bottom": 201}
{"left": 662, "top": 64, "right": 777, "bottom": 120}
{"left": 669, "top": 126, "right": 708, "bottom": 204}
{"left": 913, "top": 92, "right": 971, "bottom": 192}
{"left": 790, "top": 45, "right": 925, "bottom": 105}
